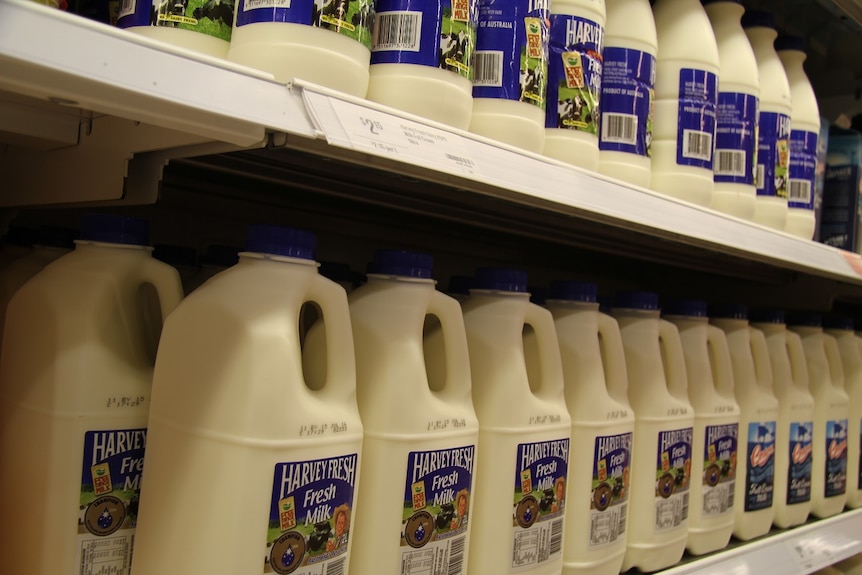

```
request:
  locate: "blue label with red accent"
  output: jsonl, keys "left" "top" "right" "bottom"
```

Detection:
{"left": 598, "top": 47, "right": 655, "bottom": 157}
{"left": 702, "top": 423, "right": 738, "bottom": 517}
{"left": 787, "top": 421, "right": 813, "bottom": 505}
{"left": 714, "top": 92, "right": 757, "bottom": 185}
{"left": 825, "top": 419, "right": 848, "bottom": 498}
{"left": 788, "top": 130, "right": 818, "bottom": 209}
{"left": 755, "top": 111, "right": 791, "bottom": 198}
{"left": 675, "top": 68, "right": 717, "bottom": 169}
{"left": 589, "top": 432, "right": 631, "bottom": 547}
{"left": 745, "top": 421, "right": 776, "bottom": 512}
{"left": 654, "top": 427, "right": 692, "bottom": 532}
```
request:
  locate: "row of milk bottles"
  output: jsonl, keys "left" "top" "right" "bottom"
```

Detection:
{"left": 0, "top": 214, "right": 860, "bottom": 575}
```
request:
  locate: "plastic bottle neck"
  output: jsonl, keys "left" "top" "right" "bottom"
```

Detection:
{"left": 778, "top": 50, "right": 806, "bottom": 69}
{"left": 746, "top": 27, "right": 778, "bottom": 50}
{"left": 705, "top": 2, "right": 743, "bottom": 26}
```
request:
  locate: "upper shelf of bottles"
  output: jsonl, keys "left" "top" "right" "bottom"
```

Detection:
{"left": 2, "top": 0, "right": 862, "bottom": 288}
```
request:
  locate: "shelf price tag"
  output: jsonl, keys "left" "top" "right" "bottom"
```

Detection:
{"left": 784, "top": 531, "right": 858, "bottom": 573}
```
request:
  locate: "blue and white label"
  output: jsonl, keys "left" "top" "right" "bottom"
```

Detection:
{"left": 676, "top": 68, "right": 717, "bottom": 169}
{"left": 590, "top": 433, "right": 631, "bottom": 547}
{"left": 598, "top": 47, "right": 655, "bottom": 157}
{"left": 265, "top": 455, "right": 358, "bottom": 574}
{"left": 825, "top": 419, "right": 848, "bottom": 498}
{"left": 545, "top": 15, "right": 604, "bottom": 134}
{"left": 235, "top": 0, "right": 374, "bottom": 47}
{"left": 745, "top": 421, "right": 776, "bottom": 512}
{"left": 755, "top": 111, "right": 791, "bottom": 198}
{"left": 655, "top": 427, "right": 692, "bottom": 532}
{"left": 788, "top": 130, "right": 818, "bottom": 209}
{"left": 787, "top": 421, "right": 813, "bottom": 505}
{"left": 511, "top": 439, "right": 569, "bottom": 569}
{"left": 702, "top": 424, "right": 738, "bottom": 517}
{"left": 372, "top": 0, "right": 478, "bottom": 81}
{"left": 473, "top": 0, "right": 549, "bottom": 109}
{"left": 117, "top": 0, "right": 233, "bottom": 42}
{"left": 714, "top": 92, "right": 757, "bottom": 184}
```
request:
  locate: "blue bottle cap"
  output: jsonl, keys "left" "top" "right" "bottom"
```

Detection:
{"left": 822, "top": 315, "right": 854, "bottom": 330}
{"left": 547, "top": 280, "right": 598, "bottom": 303}
{"left": 80, "top": 213, "right": 149, "bottom": 246}
{"left": 749, "top": 309, "right": 786, "bottom": 324}
{"left": 447, "top": 275, "right": 473, "bottom": 296}
{"left": 786, "top": 312, "right": 822, "bottom": 327}
{"left": 709, "top": 303, "right": 748, "bottom": 320}
{"left": 741, "top": 9, "right": 776, "bottom": 30}
{"left": 614, "top": 291, "right": 659, "bottom": 311}
{"left": 153, "top": 244, "right": 198, "bottom": 267}
{"left": 246, "top": 225, "right": 316, "bottom": 260}
{"left": 472, "top": 268, "right": 528, "bottom": 292}
{"left": 370, "top": 250, "right": 433, "bottom": 278}
{"left": 663, "top": 299, "right": 708, "bottom": 317}
{"left": 775, "top": 34, "right": 806, "bottom": 53}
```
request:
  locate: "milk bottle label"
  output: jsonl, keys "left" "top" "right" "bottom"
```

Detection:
{"left": 401, "top": 446, "right": 475, "bottom": 575}
{"left": 714, "top": 93, "right": 758, "bottom": 185}
{"left": 371, "top": 0, "right": 478, "bottom": 81}
{"left": 75, "top": 428, "right": 147, "bottom": 575}
{"left": 654, "top": 427, "right": 693, "bottom": 532}
{"left": 589, "top": 432, "right": 631, "bottom": 547}
{"left": 473, "top": 0, "right": 549, "bottom": 110}
{"left": 788, "top": 130, "right": 818, "bottom": 209}
{"left": 744, "top": 421, "right": 776, "bottom": 511}
{"left": 825, "top": 419, "right": 848, "bottom": 498}
{"left": 511, "top": 438, "right": 569, "bottom": 570}
{"left": 676, "top": 69, "right": 717, "bottom": 169}
{"left": 545, "top": 15, "right": 604, "bottom": 134}
{"left": 117, "top": 0, "right": 233, "bottom": 42}
{"left": 755, "top": 112, "right": 791, "bottom": 198}
{"left": 701, "top": 423, "right": 738, "bottom": 517}
{"left": 234, "top": 0, "right": 374, "bottom": 48}
{"left": 787, "top": 421, "right": 813, "bottom": 504}
{"left": 264, "top": 454, "right": 358, "bottom": 574}
{"left": 598, "top": 47, "right": 656, "bottom": 157}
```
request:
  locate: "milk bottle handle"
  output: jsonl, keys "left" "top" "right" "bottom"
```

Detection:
{"left": 658, "top": 319, "right": 689, "bottom": 402}
{"left": 786, "top": 330, "right": 811, "bottom": 392}
{"left": 749, "top": 327, "right": 775, "bottom": 392}
{"left": 824, "top": 333, "right": 846, "bottom": 389}
{"left": 707, "top": 325, "right": 735, "bottom": 398}
{"left": 309, "top": 274, "right": 357, "bottom": 402}
{"left": 523, "top": 303, "right": 565, "bottom": 401}
{"left": 139, "top": 258, "right": 184, "bottom": 324}
{"left": 426, "top": 290, "right": 472, "bottom": 402}
{"left": 597, "top": 312, "right": 630, "bottom": 403}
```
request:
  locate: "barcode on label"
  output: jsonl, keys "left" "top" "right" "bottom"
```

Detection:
{"left": 473, "top": 51, "right": 503, "bottom": 87}
{"left": 715, "top": 149, "right": 746, "bottom": 177}
{"left": 681, "top": 493, "right": 690, "bottom": 521}
{"left": 448, "top": 536, "right": 465, "bottom": 575}
{"left": 755, "top": 165, "right": 765, "bottom": 189}
{"left": 726, "top": 486, "right": 734, "bottom": 510}
{"left": 602, "top": 113, "right": 637, "bottom": 145}
{"left": 372, "top": 12, "right": 422, "bottom": 51}
{"left": 325, "top": 557, "right": 346, "bottom": 575}
{"left": 549, "top": 519, "right": 564, "bottom": 555}
{"left": 618, "top": 502, "right": 627, "bottom": 534}
{"left": 119, "top": 0, "right": 135, "bottom": 17}
{"left": 682, "top": 130, "right": 712, "bottom": 162}
{"left": 789, "top": 179, "right": 812, "bottom": 203}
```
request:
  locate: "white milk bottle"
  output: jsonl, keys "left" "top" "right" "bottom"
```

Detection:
{"left": 824, "top": 316, "right": 862, "bottom": 509}
{"left": 469, "top": 0, "right": 550, "bottom": 152}
{"left": 789, "top": 313, "right": 850, "bottom": 518}
{"left": 710, "top": 304, "right": 778, "bottom": 540}
{"left": 596, "top": 0, "right": 657, "bottom": 188}
{"left": 664, "top": 300, "right": 739, "bottom": 556}
{"left": 130, "top": 225, "right": 362, "bottom": 575}
{"left": 227, "top": 0, "right": 373, "bottom": 96}
{"left": 117, "top": 0, "right": 233, "bottom": 58}
{"left": 545, "top": 281, "right": 633, "bottom": 575}
{"left": 704, "top": 0, "right": 759, "bottom": 220}
{"left": 0, "top": 213, "right": 184, "bottom": 575}
{"left": 461, "top": 268, "right": 571, "bottom": 575}
{"left": 777, "top": 35, "right": 820, "bottom": 239}
{"left": 366, "top": 0, "right": 478, "bottom": 127}
{"left": 743, "top": 10, "right": 792, "bottom": 230}
{"left": 542, "top": 0, "right": 605, "bottom": 169}
{"left": 649, "top": 0, "right": 719, "bottom": 207}
{"left": 347, "top": 250, "right": 479, "bottom": 575}
{"left": 750, "top": 310, "right": 814, "bottom": 528}
{"left": 612, "top": 292, "right": 693, "bottom": 573}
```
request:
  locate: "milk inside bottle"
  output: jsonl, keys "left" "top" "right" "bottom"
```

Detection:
{"left": 130, "top": 225, "right": 362, "bottom": 575}
{"left": 664, "top": 300, "right": 739, "bottom": 556}
{"left": 117, "top": 0, "right": 233, "bottom": 58}
{"left": 612, "top": 292, "right": 694, "bottom": 573}
{"left": 545, "top": 281, "right": 633, "bottom": 575}
{"left": 750, "top": 309, "right": 814, "bottom": 529}
{"left": 461, "top": 268, "right": 571, "bottom": 575}
{"left": 0, "top": 213, "right": 184, "bottom": 575}
{"left": 347, "top": 250, "right": 479, "bottom": 575}
{"left": 710, "top": 304, "right": 778, "bottom": 541}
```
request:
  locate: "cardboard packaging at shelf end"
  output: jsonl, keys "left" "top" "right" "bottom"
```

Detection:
{"left": 820, "top": 124, "right": 862, "bottom": 252}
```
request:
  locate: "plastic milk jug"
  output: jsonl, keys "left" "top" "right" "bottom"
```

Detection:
{"left": 649, "top": 0, "right": 719, "bottom": 207}
{"left": 664, "top": 301, "right": 739, "bottom": 556}
{"left": 545, "top": 281, "right": 633, "bottom": 575}
{"left": 365, "top": 0, "right": 478, "bottom": 128}
{"left": 541, "top": 0, "right": 605, "bottom": 169}
{"left": 347, "top": 250, "right": 479, "bottom": 575}
{"left": 750, "top": 310, "right": 815, "bottom": 529}
{"left": 777, "top": 35, "right": 820, "bottom": 240}
{"left": 117, "top": 0, "right": 233, "bottom": 59}
{"left": 824, "top": 316, "right": 862, "bottom": 509}
{"left": 130, "top": 225, "right": 362, "bottom": 575}
{"left": 469, "top": 0, "right": 550, "bottom": 152}
{"left": 789, "top": 313, "right": 850, "bottom": 518}
{"left": 0, "top": 214, "right": 183, "bottom": 575}
{"left": 612, "top": 292, "right": 694, "bottom": 573}
{"left": 704, "top": 0, "right": 759, "bottom": 220}
{"left": 226, "top": 0, "right": 373, "bottom": 96}
{"left": 743, "top": 10, "right": 792, "bottom": 230}
{"left": 710, "top": 305, "right": 778, "bottom": 541}
{"left": 596, "top": 0, "right": 657, "bottom": 188}
{"left": 460, "top": 269, "right": 571, "bottom": 575}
